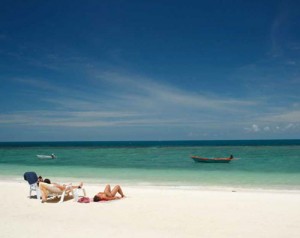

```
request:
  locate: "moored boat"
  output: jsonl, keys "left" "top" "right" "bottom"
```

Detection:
{"left": 191, "top": 155, "right": 233, "bottom": 163}
{"left": 37, "top": 154, "right": 56, "bottom": 159}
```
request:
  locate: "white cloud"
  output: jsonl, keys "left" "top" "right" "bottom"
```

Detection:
{"left": 95, "top": 71, "right": 258, "bottom": 112}
{"left": 12, "top": 77, "right": 62, "bottom": 92}
{"left": 260, "top": 110, "right": 300, "bottom": 123}
{"left": 284, "top": 123, "right": 294, "bottom": 130}
{"left": 244, "top": 122, "right": 299, "bottom": 135}
{"left": 2, "top": 68, "right": 299, "bottom": 139}
{"left": 252, "top": 124, "right": 260, "bottom": 132}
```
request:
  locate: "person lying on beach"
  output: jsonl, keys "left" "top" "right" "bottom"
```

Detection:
{"left": 93, "top": 184, "right": 125, "bottom": 202}
{"left": 39, "top": 178, "right": 83, "bottom": 203}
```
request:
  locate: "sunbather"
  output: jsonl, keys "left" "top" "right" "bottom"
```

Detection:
{"left": 93, "top": 184, "right": 125, "bottom": 202}
{"left": 39, "top": 179, "right": 83, "bottom": 203}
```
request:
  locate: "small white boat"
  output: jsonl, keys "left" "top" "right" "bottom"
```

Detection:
{"left": 37, "top": 154, "right": 56, "bottom": 159}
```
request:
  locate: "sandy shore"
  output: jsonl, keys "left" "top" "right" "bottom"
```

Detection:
{"left": 1, "top": 180, "right": 300, "bottom": 238}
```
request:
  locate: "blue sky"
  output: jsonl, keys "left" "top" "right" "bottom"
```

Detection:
{"left": 0, "top": 0, "right": 299, "bottom": 141}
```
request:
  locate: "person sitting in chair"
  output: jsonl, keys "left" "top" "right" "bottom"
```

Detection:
{"left": 39, "top": 178, "right": 83, "bottom": 203}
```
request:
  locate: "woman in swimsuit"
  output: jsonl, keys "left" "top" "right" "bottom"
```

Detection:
{"left": 93, "top": 184, "right": 125, "bottom": 202}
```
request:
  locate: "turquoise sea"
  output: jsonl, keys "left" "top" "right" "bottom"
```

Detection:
{"left": 0, "top": 140, "right": 299, "bottom": 190}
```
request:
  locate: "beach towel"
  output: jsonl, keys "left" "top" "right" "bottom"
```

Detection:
{"left": 77, "top": 197, "right": 91, "bottom": 203}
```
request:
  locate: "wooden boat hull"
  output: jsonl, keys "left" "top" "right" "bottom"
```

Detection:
{"left": 191, "top": 156, "right": 232, "bottom": 163}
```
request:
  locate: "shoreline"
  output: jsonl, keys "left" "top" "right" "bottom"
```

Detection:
{"left": 1, "top": 180, "right": 300, "bottom": 238}
{"left": 3, "top": 174, "right": 300, "bottom": 193}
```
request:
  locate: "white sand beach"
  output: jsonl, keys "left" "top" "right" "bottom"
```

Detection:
{"left": 1, "top": 180, "right": 300, "bottom": 238}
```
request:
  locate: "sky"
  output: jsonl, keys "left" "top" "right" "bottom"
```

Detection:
{"left": 0, "top": 0, "right": 299, "bottom": 141}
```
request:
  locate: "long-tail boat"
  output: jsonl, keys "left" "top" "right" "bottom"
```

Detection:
{"left": 191, "top": 155, "right": 233, "bottom": 163}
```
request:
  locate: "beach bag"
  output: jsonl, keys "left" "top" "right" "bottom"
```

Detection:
{"left": 77, "top": 197, "right": 90, "bottom": 203}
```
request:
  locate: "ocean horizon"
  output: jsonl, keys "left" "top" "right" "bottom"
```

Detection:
{"left": 1, "top": 139, "right": 299, "bottom": 190}
{"left": 1, "top": 138, "right": 300, "bottom": 146}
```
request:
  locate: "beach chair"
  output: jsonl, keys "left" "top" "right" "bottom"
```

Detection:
{"left": 23, "top": 171, "right": 41, "bottom": 199}
{"left": 47, "top": 184, "right": 74, "bottom": 203}
{"left": 73, "top": 187, "right": 87, "bottom": 202}
{"left": 57, "top": 185, "right": 86, "bottom": 203}
{"left": 41, "top": 182, "right": 86, "bottom": 203}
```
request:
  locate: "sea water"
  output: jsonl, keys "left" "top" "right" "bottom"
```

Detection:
{"left": 0, "top": 140, "right": 299, "bottom": 190}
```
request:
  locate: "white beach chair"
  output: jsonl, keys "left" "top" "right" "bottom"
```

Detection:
{"left": 46, "top": 184, "right": 73, "bottom": 203}
{"left": 73, "top": 187, "right": 87, "bottom": 202}
{"left": 57, "top": 185, "right": 86, "bottom": 203}
{"left": 42, "top": 183, "right": 86, "bottom": 203}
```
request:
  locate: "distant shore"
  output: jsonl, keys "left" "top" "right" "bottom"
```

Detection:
{"left": 1, "top": 180, "right": 300, "bottom": 238}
